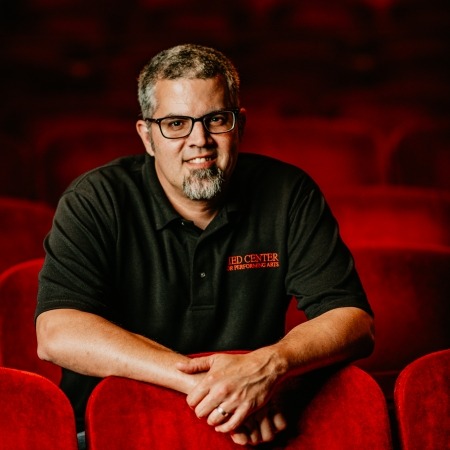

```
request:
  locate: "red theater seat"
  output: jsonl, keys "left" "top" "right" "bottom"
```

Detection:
{"left": 0, "top": 134, "right": 34, "bottom": 198}
{"left": 86, "top": 364, "right": 392, "bottom": 449}
{"left": 387, "top": 124, "right": 450, "bottom": 190}
{"left": 33, "top": 116, "right": 142, "bottom": 205}
{"left": 0, "top": 197, "right": 54, "bottom": 274}
{"left": 0, "top": 258, "right": 61, "bottom": 384}
{"left": 327, "top": 186, "right": 450, "bottom": 248}
{"left": 394, "top": 349, "right": 450, "bottom": 450}
{"left": 241, "top": 117, "right": 383, "bottom": 196}
{"left": 0, "top": 367, "right": 77, "bottom": 449}
{"left": 352, "top": 245, "right": 450, "bottom": 400}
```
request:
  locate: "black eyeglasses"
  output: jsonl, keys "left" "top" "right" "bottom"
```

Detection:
{"left": 144, "top": 109, "right": 240, "bottom": 139}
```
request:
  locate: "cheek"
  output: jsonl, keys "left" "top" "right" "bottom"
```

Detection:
{"left": 221, "top": 140, "right": 239, "bottom": 169}
{"left": 151, "top": 134, "right": 182, "bottom": 158}
{"left": 154, "top": 149, "right": 185, "bottom": 178}
{"left": 150, "top": 140, "right": 157, "bottom": 156}
{"left": 141, "top": 131, "right": 155, "bottom": 156}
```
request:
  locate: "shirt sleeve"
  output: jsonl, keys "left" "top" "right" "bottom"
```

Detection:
{"left": 35, "top": 179, "right": 117, "bottom": 321}
{"left": 285, "top": 176, "right": 373, "bottom": 319}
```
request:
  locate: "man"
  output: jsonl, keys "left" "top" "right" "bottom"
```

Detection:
{"left": 36, "top": 44, "right": 374, "bottom": 447}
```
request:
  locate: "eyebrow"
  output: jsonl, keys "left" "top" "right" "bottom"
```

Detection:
{"left": 157, "top": 109, "right": 229, "bottom": 119}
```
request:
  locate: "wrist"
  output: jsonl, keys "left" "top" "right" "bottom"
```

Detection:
{"left": 252, "top": 345, "right": 290, "bottom": 381}
{"left": 178, "top": 370, "right": 205, "bottom": 395}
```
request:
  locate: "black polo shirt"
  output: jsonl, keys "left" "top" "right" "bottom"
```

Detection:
{"left": 36, "top": 152, "right": 371, "bottom": 430}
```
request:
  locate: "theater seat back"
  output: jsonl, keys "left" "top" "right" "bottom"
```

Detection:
{"left": 0, "top": 197, "right": 54, "bottom": 274}
{"left": 0, "top": 367, "right": 77, "bottom": 449}
{"left": 86, "top": 365, "right": 392, "bottom": 449}
{"left": 395, "top": 349, "right": 450, "bottom": 450}
{"left": 353, "top": 245, "right": 450, "bottom": 399}
{"left": 0, "top": 258, "right": 61, "bottom": 384}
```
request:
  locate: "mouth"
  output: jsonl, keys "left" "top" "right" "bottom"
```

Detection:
{"left": 184, "top": 155, "right": 217, "bottom": 167}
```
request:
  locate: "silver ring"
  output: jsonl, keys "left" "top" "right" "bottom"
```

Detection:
{"left": 216, "top": 406, "right": 229, "bottom": 417}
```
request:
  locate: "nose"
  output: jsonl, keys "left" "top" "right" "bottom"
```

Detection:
{"left": 187, "top": 120, "right": 210, "bottom": 147}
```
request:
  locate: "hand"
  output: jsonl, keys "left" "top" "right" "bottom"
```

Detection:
{"left": 229, "top": 401, "right": 287, "bottom": 446}
{"left": 176, "top": 350, "right": 283, "bottom": 433}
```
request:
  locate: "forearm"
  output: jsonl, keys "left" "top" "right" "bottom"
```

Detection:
{"left": 261, "top": 306, "right": 375, "bottom": 381}
{"left": 36, "top": 309, "right": 200, "bottom": 394}
{"left": 215, "top": 307, "right": 373, "bottom": 434}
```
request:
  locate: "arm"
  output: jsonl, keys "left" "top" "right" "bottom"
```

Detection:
{"left": 36, "top": 308, "right": 286, "bottom": 446}
{"left": 178, "top": 306, "right": 374, "bottom": 434}
{"left": 36, "top": 308, "right": 204, "bottom": 394}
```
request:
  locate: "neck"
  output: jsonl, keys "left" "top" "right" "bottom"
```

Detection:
{"left": 169, "top": 195, "right": 221, "bottom": 230}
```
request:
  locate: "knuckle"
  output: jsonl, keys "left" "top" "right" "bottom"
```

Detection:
{"left": 240, "top": 399, "right": 253, "bottom": 413}
{"left": 205, "top": 373, "right": 218, "bottom": 384}
{"left": 214, "top": 385, "right": 229, "bottom": 398}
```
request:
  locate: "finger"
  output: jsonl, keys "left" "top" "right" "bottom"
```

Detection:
{"left": 176, "top": 356, "right": 212, "bottom": 374}
{"left": 185, "top": 384, "right": 211, "bottom": 410}
{"left": 192, "top": 388, "right": 232, "bottom": 418}
{"left": 258, "top": 414, "right": 275, "bottom": 443}
{"left": 214, "top": 404, "right": 249, "bottom": 433}
{"left": 247, "top": 423, "right": 262, "bottom": 446}
{"left": 207, "top": 405, "right": 232, "bottom": 426}
{"left": 230, "top": 430, "right": 249, "bottom": 446}
{"left": 272, "top": 411, "right": 287, "bottom": 432}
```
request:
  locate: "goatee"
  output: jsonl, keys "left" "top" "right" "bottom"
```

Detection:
{"left": 183, "top": 166, "right": 225, "bottom": 200}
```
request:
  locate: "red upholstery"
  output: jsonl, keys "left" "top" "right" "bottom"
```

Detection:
{"left": 327, "top": 186, "right": 450, "bottom": 248}
{"left": 241, "top": 117, "right": 382, "bottom": 196}
{"left": 394, "top": 349, "right": 450, "bottom": 450}
{"left": 352, "top": 245, "right": 450, "bottom": 399}
{"left": 32, "top": 116, "right": 143, "bottom": 205}
{"left": 0, "top": 197, "right": 54, "bottom": 274}
{"left": 86, "top": 365, "right": 392, "bottom": 449}
{"left": 0, "top": 134, "right": 34, "bottom": 198}
{"left": 0, "top": 258, "right": 61, "bottom": 384}
{"left": 0, "top": 367, "right": 77, "bottom": 449}
{"left": 387, "top": 124, "right": 450, "bottom": 190}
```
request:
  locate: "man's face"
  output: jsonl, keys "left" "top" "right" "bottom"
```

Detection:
{"left": 137, "top": 77, "right": 243, "bottom": 202}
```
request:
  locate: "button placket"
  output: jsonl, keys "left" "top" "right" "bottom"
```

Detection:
{"left": 190, "top": 238, "right": 216, "bottom": 309}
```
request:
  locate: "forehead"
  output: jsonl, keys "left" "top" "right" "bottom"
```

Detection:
{"left": 153, "top": 77, "right": 230, "bottom": 116}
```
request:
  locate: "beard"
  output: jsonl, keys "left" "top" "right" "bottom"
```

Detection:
{"left": 182, "top": 166, "right": 225, "bottom": 200}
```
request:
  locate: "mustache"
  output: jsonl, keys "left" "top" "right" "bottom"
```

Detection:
{"left": 188, "top": 166, "right": 222, "bottom": 178}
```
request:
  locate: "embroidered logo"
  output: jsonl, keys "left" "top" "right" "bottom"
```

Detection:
{"left": 227, "top": 252, "right": 280, "bottom": 271}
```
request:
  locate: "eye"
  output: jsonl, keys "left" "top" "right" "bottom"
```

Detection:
{"left": 206, "top": 113, "right": 227, "bottom": 126}
{"left": 165, "top": 118, "right": 189, "bottom": 129}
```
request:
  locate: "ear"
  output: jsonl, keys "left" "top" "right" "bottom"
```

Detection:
{"left": 237, "top": 108, "right": 246, "bottom": 141}
{"left": 136, "top": 120, "right": 155, "bottom": 156}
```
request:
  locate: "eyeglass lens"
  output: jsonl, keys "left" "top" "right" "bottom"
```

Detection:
{"left": 160, "top": 111, "right": 235, "bottom": 138}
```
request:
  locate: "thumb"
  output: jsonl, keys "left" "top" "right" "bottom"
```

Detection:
{"left": 176, "top": 356, "right": 212, "bottom": 374}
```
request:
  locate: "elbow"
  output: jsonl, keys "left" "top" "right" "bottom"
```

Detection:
{"left": 36, "top": 312, "right": 60, "bottom": 363}
{"left": 36, "top": 341, "right": 53, "bottom": 363}
{"left": 356, "top": 311, "right": 375, "bottom": 360}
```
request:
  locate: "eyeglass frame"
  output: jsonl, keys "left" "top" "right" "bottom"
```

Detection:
{"left": 144, "top": 108, "right": 240, "bottom": 139}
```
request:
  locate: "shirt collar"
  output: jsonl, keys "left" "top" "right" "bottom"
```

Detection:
{"left": 143, "top": 155, "right": 180, "bottom": 230}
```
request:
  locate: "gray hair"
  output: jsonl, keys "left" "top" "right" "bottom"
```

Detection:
{"left": 137, "top": 44, "right": 240, "bottom": 118}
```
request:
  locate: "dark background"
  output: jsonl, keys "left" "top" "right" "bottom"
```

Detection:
{"left": 1, "top": 0, "right": 450, "bottom": 202}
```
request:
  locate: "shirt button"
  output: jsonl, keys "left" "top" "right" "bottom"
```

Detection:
{"left": 200, "top": 272, "right": 206, "bottom": 278}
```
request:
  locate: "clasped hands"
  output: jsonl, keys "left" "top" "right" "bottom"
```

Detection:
{"left": 176, "top": 351, "right": 288, "bottom": 446}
